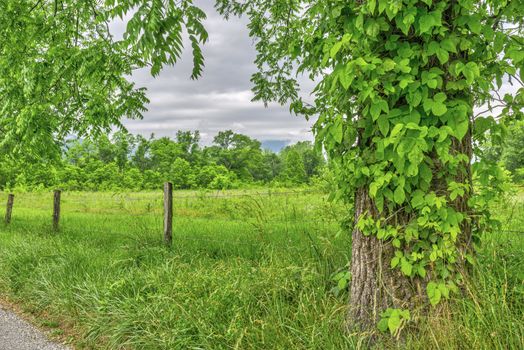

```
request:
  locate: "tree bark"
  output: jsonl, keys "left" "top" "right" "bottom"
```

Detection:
{"left": 347, "top": 131, "right": 474, "bottom": 331}
{"left": 348, "top": 188, "right": 415, "bottom": 330}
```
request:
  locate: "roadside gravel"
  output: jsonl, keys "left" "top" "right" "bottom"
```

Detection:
{"left": 0, "top": 305, "right": 70, "bottom": 350}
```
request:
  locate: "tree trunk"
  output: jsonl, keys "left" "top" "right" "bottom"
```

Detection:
{"left": 347, "top": 130, "right": 474, "bottom": 331}
{"left": 348, "top": 188, "right": 415, "bottom": 330}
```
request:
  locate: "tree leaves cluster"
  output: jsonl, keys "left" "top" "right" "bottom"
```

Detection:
{"left": 0, "top": 0, "right": 208, "bottom": 156}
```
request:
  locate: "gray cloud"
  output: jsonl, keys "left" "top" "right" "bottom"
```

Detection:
{"left": 118, "top": 3, "right": 520, "bottom": 145}
{"left": 116, "top": 2, "right": 315, "bottom": 146}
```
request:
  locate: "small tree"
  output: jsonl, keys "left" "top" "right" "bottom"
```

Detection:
{"left": 280, "top": 149, "right": 308, "bottom": 185}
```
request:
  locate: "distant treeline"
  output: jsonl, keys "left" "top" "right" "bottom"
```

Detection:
{"left": 0, "top": 130, "right": 327, "bottom": 191}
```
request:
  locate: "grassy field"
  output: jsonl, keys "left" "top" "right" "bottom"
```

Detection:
{"left": 0, "top": 189, "right": 523, "bottom": 349}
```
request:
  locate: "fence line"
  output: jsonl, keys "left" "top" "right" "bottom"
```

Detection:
{"left": 60, "top": 190, "right": 324, "bottom": 203}
{"left": 2, "top": 187, "right": 523, "bottom": 249}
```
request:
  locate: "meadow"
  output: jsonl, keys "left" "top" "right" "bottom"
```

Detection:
{"left": 0, "top": 189, "right": 523, "bottom": 349}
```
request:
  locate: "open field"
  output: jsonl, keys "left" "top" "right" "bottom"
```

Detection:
{"left": 0, "top": 189, "right": 523, "bottom": 349}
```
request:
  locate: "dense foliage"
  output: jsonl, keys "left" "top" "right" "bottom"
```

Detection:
{"left": 0, "top": 130, "right": 325, "bottom": 191}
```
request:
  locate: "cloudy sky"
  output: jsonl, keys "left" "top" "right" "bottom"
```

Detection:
{"left": 113, "top": 3, "right": 520, "bottom": 148}
{"left": 114, "top": 2, "right": 315, "bottom": 148}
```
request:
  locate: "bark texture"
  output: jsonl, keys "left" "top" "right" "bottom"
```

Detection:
{"left": 347, "top": 131, "right": 474, "bottom": 331}
{"left": 348, "top": 187, "right": 414, "bottom": 330}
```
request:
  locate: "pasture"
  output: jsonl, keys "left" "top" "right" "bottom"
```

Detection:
{"left": 0, "top": 189, "right": 523, "bottom": 349}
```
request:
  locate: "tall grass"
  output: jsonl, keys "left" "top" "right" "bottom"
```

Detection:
{"left": 0, "top": 190, "right": 522, "bottom": 349}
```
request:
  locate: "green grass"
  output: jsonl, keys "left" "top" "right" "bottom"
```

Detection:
{"left": 0, "top": 189, "right": 522, "bottom": 349}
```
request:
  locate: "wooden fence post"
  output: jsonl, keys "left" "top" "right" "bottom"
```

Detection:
{"left": 164, "top": 182, "right": 173, "bottom": 246}
{"left": 5, "top": 194, "right": 14, "bottom": 224}
{"left": 53, "top": 190, "right": 61, "bottom": 231}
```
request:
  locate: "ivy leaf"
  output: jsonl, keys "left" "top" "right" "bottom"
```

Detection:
{"left": 440, "top": 38, "right": 457, "bottom": 53}
{"left": 331, "top": 117, "right": 344, "bottom": 143}
{"left": 391, "top": 256, "right": 400, "bottom": 268}
{"left": 436, "top": 49, "right": 449, "bottom": 64}
{"left": 330, "top": 42, "right": 343, "bottom": 59}
{"left": 462, "top": 62, "right": 480, "bottom": 84}
{"left": 427, "top": 282, "right": 442, "bottom": 306}
{"left": 455, "top": 118, "right": 469, "bottom": 140}
{"left": 371, "top": 104, "right": 382, "bottom": 121}
{"left": 419, "top": 14, "right": 436, "bottom": 34}
{"left": 378, "top": 115, "right": 390, "bottom": 136}
{"left": 411, "top": 190, "right": 425, "bottom": 208}
{"left": 417, "top": 265, "right": 427, "bottom": 278}
{"left": 371, "top": 100, "right": 389, "bottom": 121}
{"left": 466, "top": 16, "right": 482, "bottom": 34}
{"left": 378, "top": 318, "right": 389, "bottom": 332}
{"left": 339, "top": 64, "right": 354, "bottom": 90}
{"left": 432, "top": 104, "right": 447, "bottom": 116}
{"left": 401, "top": 258, "right": 412, "bottom": 276}
{"left": 368, "top": 0, "right": 377, "bottom": 14}
{"left": 388, "top": 312, "right": 401, "bottom": 333}
{"left": 431, "top": 93, "right": 448, "bottom": 116}
{"left": 394, "top": 186, "right": 405, "bottom": 204}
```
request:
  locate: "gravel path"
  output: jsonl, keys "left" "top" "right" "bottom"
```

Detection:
{"left": 0, "top": 305, "right": 70, "bottom": 350}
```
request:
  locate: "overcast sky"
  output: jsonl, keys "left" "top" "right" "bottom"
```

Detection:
{"left": 114, "top": 3, "right": 520, "bottom": 147}
{"left": 114, "top": 2, "right": 315, "bottom": 147}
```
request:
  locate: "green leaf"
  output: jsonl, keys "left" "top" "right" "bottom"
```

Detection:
{"left": 371, "top": 103, "right": 382, "bottom": 121}
{"left": 391, "top": 256, "right": 400, "bottom": 268}
{"left": 411, "top": 190, "right": 425, "bottom": 208}
{"left": 394, "top": 186, "right": 406, "bottom": 204}
{"left": 330, "top": 42, "right": 343, "bottom": 59}
{"left": 331, "top": 117, "right": 343, "bottom": 143}
{"left": 440, "top": 38, "right": 457, "bottom": 53}
{"left": 417, "top": 265, "right": 427, "bottom": 278}
{"left": 427, "top": 282, "right": 442, "bottom": 306}
{"left": 466, "top": 17, "right": 481, "bottom": 34}
{"left": 391, "top": 123, "right": 404, "bottom": 137}
{"left": 378, "top": 318, "right": 389, "bottom": 332}
{"left": 436, "top": 49, "right": 449, "bottom": 64}
{"left": 382, "top": 59, "right": 396, "bottom": 71}
{"left": 462, "top": 62, "right": 480, "bottom": 84}
{"left": 432, "top": 102, "right": 447, "bottom": 116}
{"left": 434, "top": 93, "right": 447, "bottom": 103}
{"left": 455, "top": 118, "right": 469, "bottom": 140}
{"left": 367, "top": 0, "right": 377, "bottom": 14}
{"left": 339, "top": 64, "right": 354, "bottom": 90}
{"left": 419, "top": 14, "right": 435, "bottom": 34}
{"left": 388, "top": 313, "right": 401, "bottom": 333}
{"left": 378, "top": 115, "right": 390, "bottom": 136}
{"left": 401, "top": 258, "right": 412, "bottom": 276}
{"left": 371, "top": 100, "right": 389, "bottom": 121}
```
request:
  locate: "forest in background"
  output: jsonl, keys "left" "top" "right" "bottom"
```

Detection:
{"left": 1, "top": 121, "right": 524, "bottom": 192}
{"left": 0, "top": 129, "right": 326, "bottom": 191}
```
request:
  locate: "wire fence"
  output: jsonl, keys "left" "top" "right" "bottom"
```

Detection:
{"left": 1, "top": 187, "right": 523, "bottom": 239}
